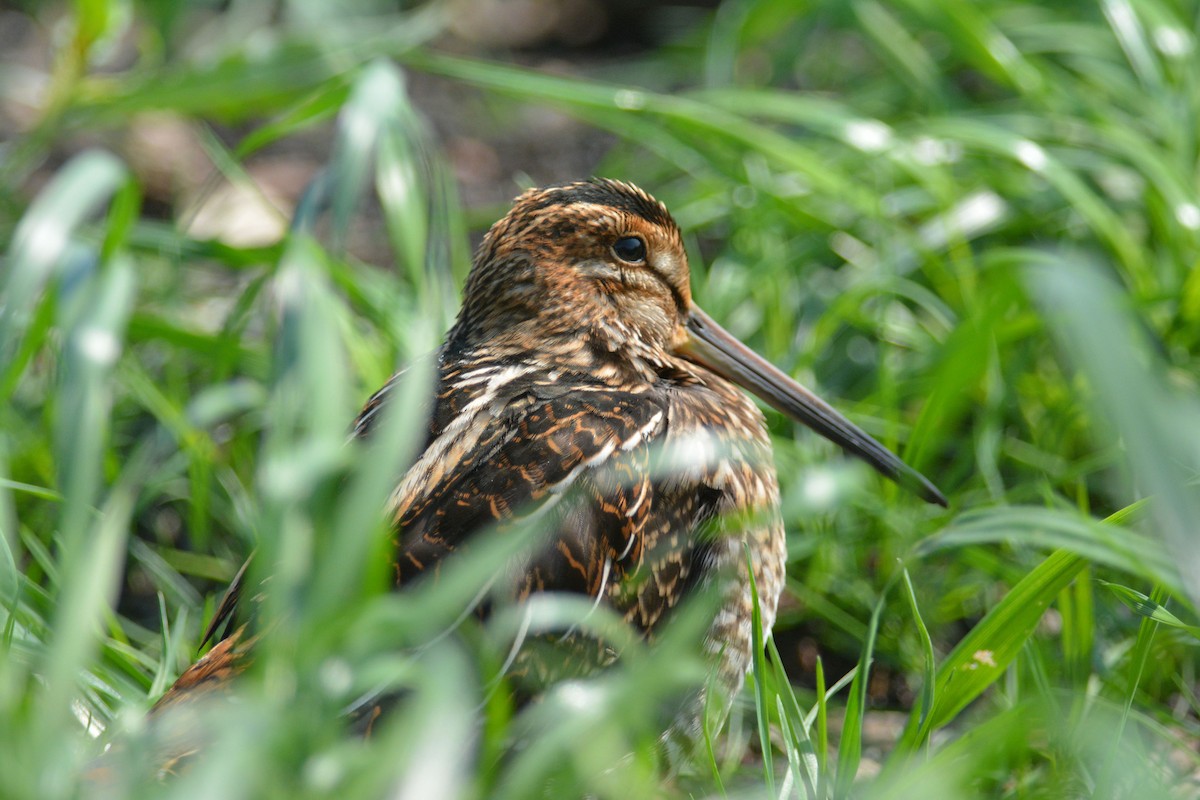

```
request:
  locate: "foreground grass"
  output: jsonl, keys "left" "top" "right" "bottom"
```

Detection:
{"left": 3, "top": 0, "right": 1200, "bottom": 796}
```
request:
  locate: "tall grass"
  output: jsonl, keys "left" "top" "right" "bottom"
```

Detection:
{"left": 2, "top": 0, "right": 1199, "bottom": 796}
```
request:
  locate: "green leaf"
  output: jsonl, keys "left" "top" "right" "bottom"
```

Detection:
{"left": 1101, "top": 582, "right": 1200, "bottom": 640}
{"left": 835, "top": 578, "right": 892, "bottom": 800}
{"left": 745, "top": 542, "right": 775, "bottom": 797}
{"left": 895, "top": 549, "right": 1086, "bottom": 754}
{"left": 916, "top": 504, "right": 1175, "bottom": 595}
{"left": 1, "top": 150, "right": 128, "bottom": 390}
{"left": 1026, "top": 255, "right": 1200, "bottom": 609}
{"left": 900, "top": 568, "right": 935, "bottom": 734}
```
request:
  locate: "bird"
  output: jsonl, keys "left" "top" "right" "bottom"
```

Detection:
{"left": 145, "top": 178, "right": 945, "bottom": 758}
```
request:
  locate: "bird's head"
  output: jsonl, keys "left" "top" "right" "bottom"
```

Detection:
{"left": 453, "top": 179, "right": 946, "bottom": 506}
{"left": 455, "top": 179, "right": 692, "bottom": 356}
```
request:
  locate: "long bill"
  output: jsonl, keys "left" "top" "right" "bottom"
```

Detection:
{"left": 678, "top": 306, "right": 947, "bottom": 507}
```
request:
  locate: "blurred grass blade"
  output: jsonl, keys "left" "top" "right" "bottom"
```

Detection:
{"left": 904, "top": 272, "right": 1018, "bottom": 473}
{"left": 386, "top": 643, "right": 477, "bottom": 800}
{"left": 1026, "top": 254, "right": 1200, "bottom": 609}
{"left": 328, "top": 60, "right": 407, "bottom": 249}
{"left": 1101, "top": 0, "right": 1162, "bottom": 88}
{"left": 852, "top": 1, "right": 940, "bottom": 98}
{"left": 36, "top": 254, "right": 137, "bottom": 753}
{"left": 0, "top": 458, "right": 18, "bottom": 610}
{"left": 1101, "top": 581, "right": 1200, "bottom": 640}
{"left": 235, "top": 80, "right": 353, "bottom": 159}
{"left": 1060, "top": 566, "right": 1094, "bottom": 687}
{"left": 374, "top": 79, "right": 463, "bottom": 323}
{"left": 916, "top": 504, "right": 1179, "bottom": 598}
{"left": 403, "top": 51, "right": 876, "bottom": 215}
{"left": 1, "top": 151, "right": 128, "bottom": 390}
{"left": 895, "top": 0, "right": 1045, "bottom": 95}
{"left": 256, "top": 235, "right": 353, "bottom": 637}
{"left": 53, "top": 253, "right": 136, "bottom": 541}
{"left": 71, "top": 10, "right": 445, "bottom": 123}
{"left": 1095, "top": 584, "right": 1167, "bottom": 797}
{"left": 72, "top": 0, "right": 112, "bottom": 54}
{"left": 869, "top": 703, "right": 1031, "bottom": 800}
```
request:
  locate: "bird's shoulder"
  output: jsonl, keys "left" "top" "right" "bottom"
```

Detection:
{"left": 390, "top": 355, "right": 671, "bottom": 528}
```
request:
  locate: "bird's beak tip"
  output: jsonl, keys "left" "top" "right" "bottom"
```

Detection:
{"left": 917, "top": 477, "right": 949, "bottom": 508}
{"left": 680, "top": 307, "right": 947, "bottom": 507}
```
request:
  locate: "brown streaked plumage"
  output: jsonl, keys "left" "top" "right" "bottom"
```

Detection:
{"left": 150, "top": 179, "right": 945, "bottom": 750}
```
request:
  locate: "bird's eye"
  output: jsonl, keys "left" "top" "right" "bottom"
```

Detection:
{"left": 612, "top": 236, "right": 647, "bottom": 263}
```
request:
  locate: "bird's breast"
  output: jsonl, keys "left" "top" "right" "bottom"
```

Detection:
{"left": 378, "top": 355, "right": 788, "bottom": 704}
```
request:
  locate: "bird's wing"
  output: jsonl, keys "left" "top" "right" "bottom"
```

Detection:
{"left": 197, "top": 554, "right": 254, "bottom": 649}
{"left": 351, "top": 351, "right": 440, "bottom": 441}
{"left": 387, "top": 372, "right": 669, "bottom": 600}
{"left": 149, "top": 625, "right": 256, "bottom": 717}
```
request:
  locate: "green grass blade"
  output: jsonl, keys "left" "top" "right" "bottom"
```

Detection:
{"left": 916, "top": 504, "right": 1176, "bottom": 597}
{"left": 1, "top": 151, "right": 128, "bottom": 388}
{"left": 815, "top": 656, "right": 828, "bottom": 800}
{"left": 895, "top": 549, "right": 1085, "bottom": 755}
{"left": 1101, "top": 581, "right": 1200, "bottom": 640}
{"left": 1026, "top": 255, "right": 1200, "bottom": 609}
{"left": 745, "top": 542, "right": 775, "bottom": 797}
{"left": 900, "top": 568, "right": 935, "bottom": 737}
{"left": 834, "top": 579, "right": 892, "bottom": 800}
{"left": 1095, "top": 584, "right": 1168, "bottom": 798}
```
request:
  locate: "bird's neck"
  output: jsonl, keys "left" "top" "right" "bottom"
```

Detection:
{"left": 446, "top": 317, "right": 669, "bottom": 388}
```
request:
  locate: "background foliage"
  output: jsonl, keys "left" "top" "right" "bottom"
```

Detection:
{"left": 2, "top": 0, "right": 1200, "bottom": 796}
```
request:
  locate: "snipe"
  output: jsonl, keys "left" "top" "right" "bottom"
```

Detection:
{"left": 154, "top": 178, "right": 945, "bottom": 747}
